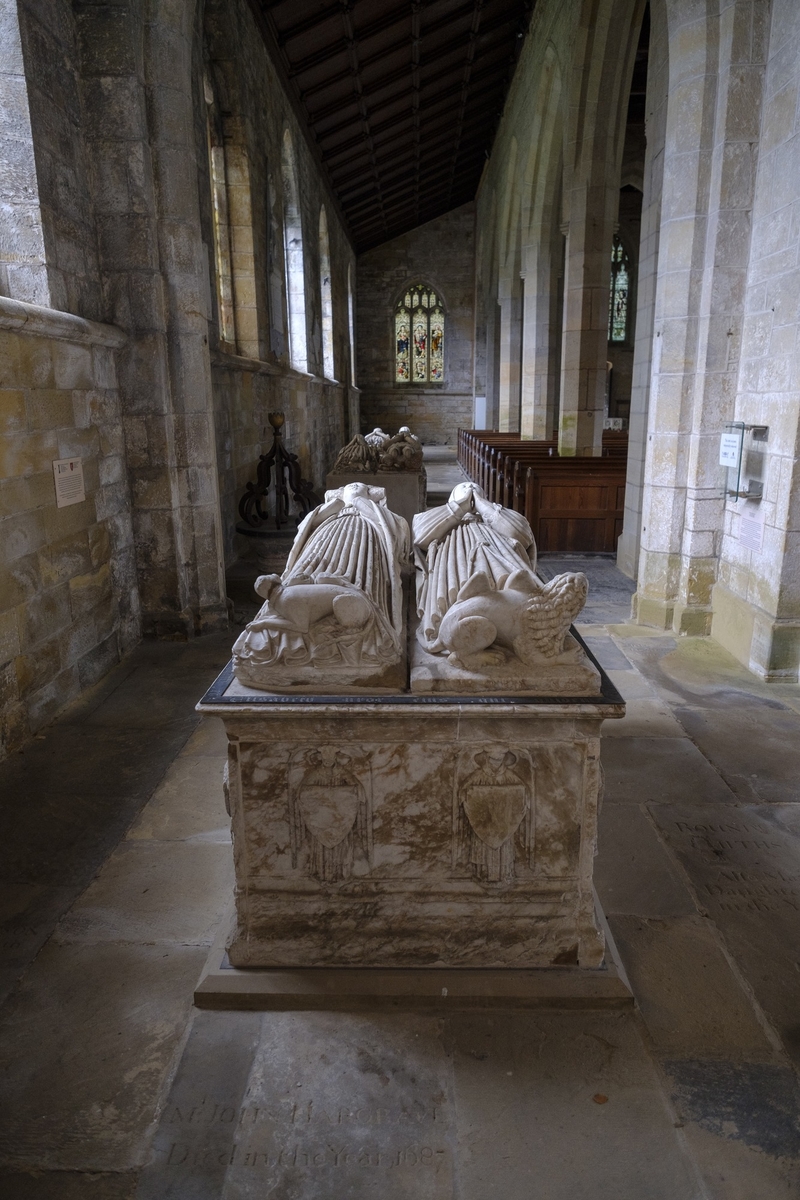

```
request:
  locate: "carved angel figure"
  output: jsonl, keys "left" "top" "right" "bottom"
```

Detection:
{"left": 233, "top": 482, "right": 409, "bottom": 686}
{"left": 364, "top": 427, "right": 390, "bottom": 449}
{"left": 331, "top": 433, "right": 380, "bottom": 474}
{"left": 412, "top": 482, "right": 588, "bottom": 668}
{"left": 378, "top": 426, "right": 424, "bottom": 472}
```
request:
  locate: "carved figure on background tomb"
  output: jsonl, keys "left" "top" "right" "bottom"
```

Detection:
{"left": 364, "top": 427, "right": 390, "bottom": 449}
{"left": 412, "top": 482, "right": 588, "bottom": 670}
{"left": 455, "top": 748, "right": 533, "bottom": 884}
{"left": 379, "top": 426, "right": 424, "bottom": 472}
{"left": 289, "top": 746, "right": 372, "bottom": 883}
{"left": 233, "top": 482, "right": 409, "bottom": 688}
{"left": 331, "top": 433, "right": 380, "bottom": 474}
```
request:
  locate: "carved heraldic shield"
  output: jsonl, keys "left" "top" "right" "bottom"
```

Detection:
{"left": 289, "top": 747, "right": 372, "bottom": 883}
{"left": 456, "top": 750, "right": 533, "bottom": 884}
{"left": 462, "top": 783, "right": 527, "bottom": 850}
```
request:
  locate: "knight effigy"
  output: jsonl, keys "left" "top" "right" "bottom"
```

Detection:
{"left": 232, "top": 481, "right": 409, "bottom": 691}
{"left": 410, "top": 481, "right": 600, "bottom": 694}
{"left": 328, "top": 426, "right": 426, "bottom": 530}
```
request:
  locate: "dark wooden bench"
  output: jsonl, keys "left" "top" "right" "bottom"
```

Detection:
{"left": 458, "top": 429, "right": 627, "bottom": 495}
{"left": 521, "top": 460, "right": 626, "bottom": 553}
{"left": 457, "top": 429, "right": 628, "bottom": 552}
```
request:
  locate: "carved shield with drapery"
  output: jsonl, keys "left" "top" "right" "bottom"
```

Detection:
{"left": 289, "top": 747, "right": 373, "bottom": 884}
{"left": 455, "top": 749, "right": 533, "bottom": 884}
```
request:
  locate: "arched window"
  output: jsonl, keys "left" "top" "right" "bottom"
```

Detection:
{"left": 608, "top": 235, "right": 631, "bottom": 343}
{"left": 281, "top": 129, "right": 307, "bottom": 372}
{"left": 319, "top": 206, "right": 335, "bottom": 380}
{"left": 347, "top": 262, "right": 356, "bottom": 387}
{"left": 266, "top": 169, "right": 285, "bottom": 357}
{"left": 204, "top": 73, "right": 235, "bottom": 345}
{"left": 395, "top": 283, "right": 444, "bottom": 384}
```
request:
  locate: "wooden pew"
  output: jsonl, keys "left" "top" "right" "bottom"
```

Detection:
{"left": 521, "top": 459, "right": 626, "bottom": 553}
{"left": 458, "top": 430, "right": 627, "bottom": 496}
{"left": 456, "top": 429, "right": 628, "bottom": 552}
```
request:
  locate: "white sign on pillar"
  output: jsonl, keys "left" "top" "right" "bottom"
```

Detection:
{"left": 473, "top": 395, "right": 487, "bottom": 428}
{"left": 719, "top": 433, "right": 741, "bottom": 467}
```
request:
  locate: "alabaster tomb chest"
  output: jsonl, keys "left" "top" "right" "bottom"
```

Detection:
{"left": 197, "top": 662, "right": 624, "bottom": 970}
{"left": 200, "top": 479, "right": 624, "bottom": 971}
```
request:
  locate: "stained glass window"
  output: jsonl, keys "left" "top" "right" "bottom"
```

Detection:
{"left": 395, "top": 308, "right": 410, "bottom": 382}
{"left": 395, "top": 284, "right": 444, "bottom": 383}
{"left": 608, "top": 236, "right": 630, "bottom": 343}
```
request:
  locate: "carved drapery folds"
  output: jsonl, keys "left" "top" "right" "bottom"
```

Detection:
{"left": 378, "top": 427, "right": 424, "bottom": 472}
{"left": 233, "top": 482, "right": 409, "bottom": 690}
{"left": 412, "top": 482, "right": 589, "bottom": 670}
{"left": 330, "top": 433, "right": 380, "bottom": 474}
{"left": 234, "top": 476, "right": 597, "bottom": 696}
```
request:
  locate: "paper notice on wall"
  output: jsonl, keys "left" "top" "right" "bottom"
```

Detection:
{"left": 739, "top": 510, "right": 764, "bottom": 552}
{"left": 53, "top": 457, "right": 85, "bottom": 508}
{"left": 719, "top": 432, "right": 741, "bottom": 467}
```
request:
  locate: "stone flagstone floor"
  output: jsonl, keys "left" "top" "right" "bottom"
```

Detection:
{"left": 2, "top": 482, "right": 800, "bottom": 1195}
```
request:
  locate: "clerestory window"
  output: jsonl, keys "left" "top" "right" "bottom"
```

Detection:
{"left": 395, "top": 284, "right": 444, "bottom": 384}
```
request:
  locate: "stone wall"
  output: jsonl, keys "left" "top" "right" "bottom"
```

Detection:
{"left": 356, "top": 204, "right": 475, "bottom": 445}
{"left": 0, "top": 298, "right": 137, "bottom": 758}
{"left": 201, "top": 0, "right": 355, "bottom": 560}
{"left": 211, "top": 359, "right": 350, "bottom": 565}
{"left": 0, "top": 0, "right": 358, "bottom": 755}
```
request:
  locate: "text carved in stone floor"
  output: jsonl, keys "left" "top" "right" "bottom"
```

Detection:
{"left": 161, "top": 1097, "right": 443, "bottom": 1127}
{"left": 155, "top": 1094, "right": 449, "bottom": 1178}
{"left": 656, "top": 810, "right": 800, "bottom": 916}
{"left": 161, "top": 1141, "right": 449, "bottom": 1172}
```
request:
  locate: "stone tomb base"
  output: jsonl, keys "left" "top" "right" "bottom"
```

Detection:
{"left": 197, "top": 663, "right": 625, "bottom": 973}
{"left": 194, "top": 899, "right": 633, "bottom": 1009}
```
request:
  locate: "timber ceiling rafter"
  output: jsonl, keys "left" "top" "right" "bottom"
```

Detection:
{"left": 247, "top": 0, "right": 534, "bottom": 250}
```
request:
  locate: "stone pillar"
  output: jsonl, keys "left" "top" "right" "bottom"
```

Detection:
{"left": 635, "top": 0, "right": 767, "bottom": 635}
{"left": 617, "top": 0, "right": 668, "bottom": 579}
{"left": 144, "top": 1, "right": 228, "bottom": 635}
{"left": 558, "top": 198, "right": 612, "bottom": 456}
{"left": 519, "top": 269, "right": 540, "bottom": 439}
{"left": 710, "top": 0, "right": 800, "bottom": 680}
{"left": 520, "top": 226, "right": 562, "bottom": 442}
{"left": 497, "top": 287, "right": 522, "bottom": 432}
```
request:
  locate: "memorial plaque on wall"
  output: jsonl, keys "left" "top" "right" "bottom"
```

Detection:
{"left": 52, "top": 457, "right": 85, "bottom": 508}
